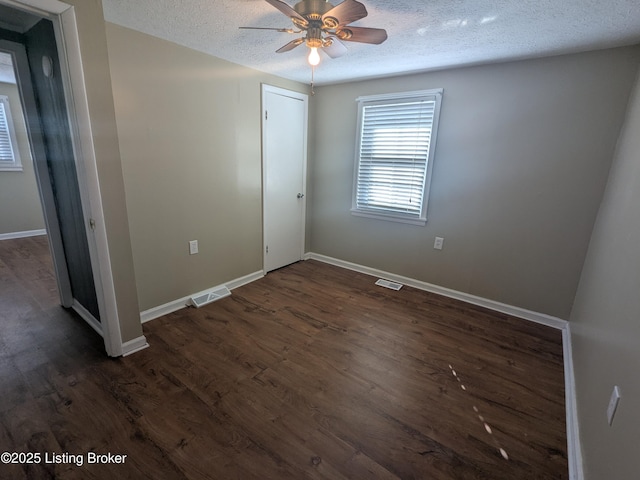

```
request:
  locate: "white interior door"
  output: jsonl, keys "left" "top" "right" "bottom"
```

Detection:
{"left": 262, "top": 85, "right": 308, "bottom": 273}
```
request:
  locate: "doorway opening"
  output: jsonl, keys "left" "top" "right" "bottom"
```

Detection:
{"left": 0, "top": 1, "right": 121, "bottom": 355}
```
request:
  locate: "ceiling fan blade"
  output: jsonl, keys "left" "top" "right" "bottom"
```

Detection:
{"left": 336, "top": 26, "right": 387, "bottom": 44}
{"left": 239, "top": 26, "right": 297, "bottom": 33}
{"left": 322, "top": 38, "right": 348, "bottom": 59}
{"left": 264, "top": 0, "right": 308, "bottom": 26}
{"left": 276, "top": 38, "right": 305, "bottom": 53}
{"left": 323, "top": 0, "right": 368, "bottom": 27}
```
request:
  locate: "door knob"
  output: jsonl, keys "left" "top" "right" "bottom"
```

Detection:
{"left": 297, "top": 193, "right": 305, "bottom": 199}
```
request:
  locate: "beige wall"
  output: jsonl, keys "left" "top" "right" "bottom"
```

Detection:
{"left": 105, "top": 23, "right": 308, "bottom": 311}
{"left": 308, "top": 47, "right": 640, "bottom": 319}
{"left": 0, "top": 81, "right": 44, "bottom": 235}
{"left": 569, "top": 68, "right": 640, "bottom": 479}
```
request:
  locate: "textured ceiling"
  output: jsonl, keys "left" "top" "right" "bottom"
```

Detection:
{"left": 102, "top": 0, "right": 640, "bottom": 85}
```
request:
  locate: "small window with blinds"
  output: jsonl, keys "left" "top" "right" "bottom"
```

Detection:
{"left": 0, "top": 95, "right": 22, "bottom": 171}
{"left": 352, "top": 89, "right": 442, "bottom": 225}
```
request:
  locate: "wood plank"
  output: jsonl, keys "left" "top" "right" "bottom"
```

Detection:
{"left": 0, "top": 238, "right": 568, "bottom": 479}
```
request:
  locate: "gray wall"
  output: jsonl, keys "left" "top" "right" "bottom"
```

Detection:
{"left": 0, "top": 81, "right": 44, "bottom": 235}
{"left": 105, "top": 23, "right": 308, "bottom": 311}
{"left": 308, "top": 47, "right": 640, "bottom": 319}
{"left": 569, "top": 68, "right": 640, "bottom": 479}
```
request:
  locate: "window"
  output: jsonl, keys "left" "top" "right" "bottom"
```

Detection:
{"left": 0, "top": 95, "right": 22, "bottom": 171}
{"left": 352, "top": 89, "right": 442, "bottom": 225}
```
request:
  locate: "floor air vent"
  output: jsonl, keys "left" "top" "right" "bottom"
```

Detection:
{"left": 375, "top": 279, "right": 403, "bottom": 291}
{"left": 190, "top": 286, "right": 231, "bottom": 308}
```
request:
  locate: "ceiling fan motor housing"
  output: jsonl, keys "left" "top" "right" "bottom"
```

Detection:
{"left": 294, "top": 0, "right": 335, "bottom": 17}
{"left": 294, "top": 0, "right": 336, "bottom": 48}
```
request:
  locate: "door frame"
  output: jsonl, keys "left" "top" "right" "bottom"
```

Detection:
{"left": 261, "top": 84, "right": 308, "bottom": 273}
{"left": 1, "top": 0, "right": 124, "bottom": 356}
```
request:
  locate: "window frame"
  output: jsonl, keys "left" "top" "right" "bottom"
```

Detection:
{"left": 0, "top": 94, "right": 23, "bottom": 172}
{"left": 351, "top": 88, "right": 443, "bottom": 226}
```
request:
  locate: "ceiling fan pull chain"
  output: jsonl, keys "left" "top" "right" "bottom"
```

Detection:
{"left": 311, "top": 65, "right": 315, "bottom": 96}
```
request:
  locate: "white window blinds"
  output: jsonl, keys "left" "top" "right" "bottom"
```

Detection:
{"left": 0, "top": 95, "right": 21, "bottom": 171}
{"left": 0, "top": 99, "right": 13, "bottom": 161}
{"left": 352, "top": 89, "right": 442, "bottom": 225}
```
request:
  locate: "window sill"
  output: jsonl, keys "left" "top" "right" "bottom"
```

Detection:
{"left": 351, "top": 208, "right": 427, "bottom": 226}
{"left": 0, "top": 165, "right": 23, "bottom": 172}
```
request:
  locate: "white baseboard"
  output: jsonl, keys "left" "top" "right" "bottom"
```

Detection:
{"left": 140, "top": 270, "right": 264, "bottom": 323}
{"left": 225, "top": 269, "right": 265, "bottom": 291}
{"left": 305, "top": 251, "right": 582, "bottom": 479}
{"left": 121, "top": 335, "right": 149, "bottom": 356}
{"left": 0, "top": 229, "right": 46, "bottom": 241}
{"left": 72, "top": 300, "right": 103, "bottom": 337}
{"left": 305, "top": 252, "right": 568, "bottom": 330}
{"left": 562, "top": 324, "right": 584, "bottom": 480}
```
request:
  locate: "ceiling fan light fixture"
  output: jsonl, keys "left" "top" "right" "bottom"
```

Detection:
{"left": 306, "top": 36, "right": 323, "bottom": 48}
{"left": 308, "top": 46, "right": 321, "bottom": 66}
{"left": 306, "top": 33, "right": 322, "bottom": 65}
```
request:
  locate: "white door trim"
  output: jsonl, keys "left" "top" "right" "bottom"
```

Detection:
{"left": 261, "top": 84, "right": 308, "bottom": 273}
{"left": 56, "top": 6, "right": 123, "bottom": 356}
{"left": 1, "top": 0, "right": 124, "bottom": 356}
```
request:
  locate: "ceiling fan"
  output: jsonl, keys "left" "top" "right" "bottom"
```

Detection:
{"left": 240, "top": 0, "right": 388, "bottom": 66}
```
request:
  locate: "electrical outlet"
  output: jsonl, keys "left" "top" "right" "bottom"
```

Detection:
{"left": 434, "top": 237, "right": 444, "bottom": 250}
{"left": 607, "top": 385, "right": 621, "bottom": 426}
{"left": 189, "top": 240, "right": 198, "bottom": 255}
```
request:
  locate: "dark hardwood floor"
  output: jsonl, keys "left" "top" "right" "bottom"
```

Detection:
{"left": 0, "top": 236, "right": 567, "bottom": 479}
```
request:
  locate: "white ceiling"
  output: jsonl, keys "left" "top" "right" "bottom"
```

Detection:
{"left": 100, "top": 0, "right": 640, "bottom": 85}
